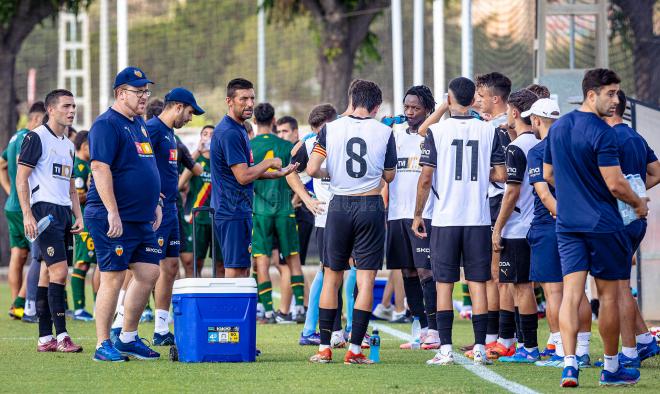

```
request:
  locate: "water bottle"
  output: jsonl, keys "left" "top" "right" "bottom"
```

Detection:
{"left": 411, "top": 316, "right": 421, "bottom": 350}
{"left": 381, "top": 115, "right": 407, "bottom": 127}
{"left": 618, "top": 174, "right": 647, "bottom": 225}
{"left": 27, "top": 214, "right": 53, "bottom": 243}
{"left": 369, "top": 329, "right": 381, "bottom": 363}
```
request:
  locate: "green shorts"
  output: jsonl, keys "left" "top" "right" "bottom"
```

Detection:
{"left": 74, "top": 230, "right": 96, "bottom": 265}
{"left": 180, "top": 217, "right": 194, "bottom": 253}
{"left": 5, "top": 210, "right": 29, "bottom": 250}
{"left": 252, "top": 214, "right": 300, "bottom": 258}
{"left": 192, "top": 222, "right": 223, "bottom": 262}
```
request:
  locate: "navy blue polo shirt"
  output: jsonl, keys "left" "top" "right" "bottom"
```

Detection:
{"left": 613, "top": 123, "right": 658, "bottom": 183}
{"left": 543, "top": 110, "right": 622, "bottom": 233}
{"left": 527, "top": 139, "right": 555, "bottom": 226}
{"left": 86, "top": 108, "right": 160, "bottom": 223}
{"left": 146, "top": 116, "right": 178, "bottom": 212}
{"left": 210, "top": 115, "right": 254, "bottom": 220}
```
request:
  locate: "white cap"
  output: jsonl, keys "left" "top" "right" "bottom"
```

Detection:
{"left": 521, "top": 98, "right": 561, "bottom": 119}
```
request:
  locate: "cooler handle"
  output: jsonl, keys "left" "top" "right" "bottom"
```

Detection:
{"left": 191, "top": 207, "right": 216, "bottom": 278}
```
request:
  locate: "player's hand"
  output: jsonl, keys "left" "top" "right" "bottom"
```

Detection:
{"left": 411, "top": 216, "right": 427, "bottom": 239}
{"left": 268, "top": 158, "right": 283, "bottom": 171}
{"left": 71, "top": 216, "right": 84, "bottom": 234}
{"left": 634, "top": 197, "right": 650, "bottom": 219}
{"left": 492, "top": 230, "right": 503, "bottom": 253}
{"left": 152, "top": 205, "right": 163, "bottom": 231}
{"left": 278, "top": 162, "right": 299, "bottom": 177}
{"left": 23, "top": 212, "right": 38, "bottom": 240}
{"left": 304, "top": 198, "right": 326, "bottom": 216}
{"left": 107, "top": 210, "right": 123, "bottom": 238}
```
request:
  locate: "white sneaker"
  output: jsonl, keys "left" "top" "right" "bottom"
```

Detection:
{"left": 331, "top": 330, "right": 347, "bottom": 348}
{"left": 473, "top": 349, "right": 493, "bottom": 365}
{"left": 372, "top": 304, "right": 393, "bottom": 320}
{"left": 427, "top": 351, "right": 454, "bottom": 365}
{"left": 257, "top": 303, "right": 265, "bottom": 319}
{"left": 389, "top": 310, "right": 408, "bottom": 323}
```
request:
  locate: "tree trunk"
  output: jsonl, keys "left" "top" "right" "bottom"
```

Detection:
{"left": 317, "top": 26, "right": 355, "bottom": 112}
{"left": 0, "top": 47, "right": 18, "bottom": 265}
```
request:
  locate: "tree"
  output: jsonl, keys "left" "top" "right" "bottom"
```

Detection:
{"left": 0, "top": 0, "right": 90, "bottom": 263}
{"left": 264, "top": 0, "right": 390, "bottom": 111}
{"left": 612, "top": 0, "right": 660, "bottom": 105}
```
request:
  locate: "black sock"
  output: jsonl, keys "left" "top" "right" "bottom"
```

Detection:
{"left": 350, "top": 309, "right": 371, "bottom": 347}
{"left": 436, "top": 310, "right": 454, "bottom": 346}
{"left": 520, "top": 313, "right": 538, "bottom": 349}
{"left": 319, "top": 308, "right": 337, "bottom": 346}
{"left": 487, "top": 310, "right": 500, "bottom": 337}
{"left": 48, "top": 283, "right": 67, "bottom": 336}
{"left": 333, "top": 286, "right": 343, "bottom": 332}
{"left": 402, "top": 275, "right": 427, "bottom": 328}
{"left": 421, "top": 278, "right": 437, "bottom": 331}
{"left": 498, "top": 309, "right": 515, "bottom": 340}
{"left": 514, "top": 307, "right": 523, "bottom": 344}
{"left": 64, "top": 289, "right": 69, "bottom": 311}
{"left": 590, "top": 299, "right": 600, "bottom": 318}
{"left": 36, "top": 286, "right": 52, "bottom": 338}
{"left": 472, "top": 313, "right": 488, "bottom": 345}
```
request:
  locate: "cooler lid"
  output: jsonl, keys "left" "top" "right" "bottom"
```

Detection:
{"left": 172, "top": 278, "right": 257, "bottom": 295}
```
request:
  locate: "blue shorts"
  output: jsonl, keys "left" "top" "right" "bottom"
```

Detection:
{"left": 155, "top": 210, "right": 180, "bottom": 259}
{"left": 214, "top": 218, "right": 252, "bottom": 269}
{"left": 87, "top": 217, "right": 160, "bottom": 272}
{"left": 557, "top": 229, "right": 632, "bottom": 280}
{"left": 625, "top": 219, "right": 647, "bottom": 252}
{"left": 527, "top": 223, "right": 562, "bottom": 283}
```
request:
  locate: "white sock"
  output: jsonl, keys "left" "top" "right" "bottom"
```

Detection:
{"left": 564, "top": 355, "right": 578, "bottom": 369}
{"left": 115, "top": 289, "right": 126, "bottom": 312}
{"left": 319, "top": 344, "right": 330, "bottom": 351}
{"left": 264, "top": 310, "right": 274, "bottom": 318}
{"left": 39, "top": 335, "right": 53, "bottom": 344}
{"left": 636, "top": 332, "right": 654, "bottom": 345}
{"left": 576, "top": 331, "right": 591, "bottom": 356}
{"left": 56, "top": 332, "right": 69, "bottom": 342}
{"left": 498, "top": 337, "right": 514, "bottom": 348}
{"left": 119, "top": 330, "right": 138, "bottom": 343}
{"left": 440, "top": 344, "right": 453, "bottom": 355}
{"left": 603, "top": 354, "right": 619, "bottom": 373}
{"left": 111, "top": 306, "right": 124, "bottom": 329}
{"left": 25, "top": 300, "right": 36, "bottom": 316}
{"left": 473, "top": 344, "right": 485, "bottom": 354}
{"left": 485, "top": 334, "right": 498, "bottom": 344}
{"left": 622, "top": 346, "right": 638, "bottom": 359}
{"left": 426, "top": 329, "right": 439, "bottom": 342}
{"left": 154, "top": 309, "right": 170, "bottom": 335}
{"left": 525, "top": 346, "right": 538, "bottom": 353}
{"left": 552, "top": 332, "right": 565, "bottom": 357}
{"left": 547, "top": 333, "right": 554, "bottom": 346}
{"left": 75, "top": 309, "right": 84, "bottom": 314}
{"left": 348, "top": 344, "right": 361, "bottom": 354}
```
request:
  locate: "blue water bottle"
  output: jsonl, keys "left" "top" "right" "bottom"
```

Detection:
{"left": 369, "top": 329, "right": 381, "bottom": 363}
{"left": 381, "top": 115, "right": 407, "bottom": 127}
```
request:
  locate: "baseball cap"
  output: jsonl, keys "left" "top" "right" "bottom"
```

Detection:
{"left": 521, "top": 98, "right": 560, "bottom": 119}
{"left": 113, "top": 66, "right": 153, "bottom": 89}
{"left": 164, "top": 87, "right": 205, "bottom": 115}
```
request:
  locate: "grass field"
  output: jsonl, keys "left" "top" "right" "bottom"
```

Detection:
{"left": 0, "top": 282, "right": 658, "bottom": 393}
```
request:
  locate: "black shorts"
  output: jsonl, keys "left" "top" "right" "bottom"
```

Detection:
{"left": 430, "top": 226, "right": 491, "bottom": 283}
{"left": 325, "top": 195, "right": 385, "bottom": 271}
{"left": 296, "top": 206, "right": 315, "bottom": 265}
{"left": 386, "top": 219, "right": 431, "bottom": 270}
{"left": 490, "top": 194, "right": 503, "bottom": 226}
{"left": 316, "top": 227, "right": 327, "bottom": 267}
{"left": 499, "top": 238, "right": 531, "bottom": 284}
{"left": 32, "top": 202, "right": 73, "bottom": 266}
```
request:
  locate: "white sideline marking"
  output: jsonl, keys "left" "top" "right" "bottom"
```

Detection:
{"left": 370, "top": 323, "right": 540, "bottom": 394}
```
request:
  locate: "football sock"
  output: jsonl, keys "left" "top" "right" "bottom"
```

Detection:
{"left": 514, "top": 307, "right": 523, "bottom": 344}
{"left": 56, "top": 332, "right": 69, "bottom": 342}
{"left": 71, "top": 264, "right": 89, "bottom": 311}
{"left": 13, "top": 296, "right": 25, "bottom": 309}
{"left": 258, "top": 281, "right": 274, "bottom": 312}
{"left": 111, "top": 305, "right": 124, "bottom": 329}
{"left": 115, "top": 289, "right": 126, "bottom": 313}
{"left": 319, "top": 308, "right": 337, "bottom": 346}
{"left": 349, "top": 343, "right": 361, "bottom": 354}
{"left": 421, "top": 278, "right": 437, "bottom": 331}
{"left": 564, "top": 355, "right": 578, "bottom": 369}
{"left": 553, "top": 332, "right": 565, "bottom": 356}
{"left": 291, "top": 275, "right": 305, "bottom": 306}
{"left": 350, "top": 309, "right": 371, "bottom": 347}
{"left": 461, "top": 283, "right": 472, "bottom": 307}
{"left": 402, "top": 275, "right": 427, "bottom": 328}
{"left": 48, "top": 283, "right": 67, "bottom": 336}
{"left": 498, "top": 309, "right": 516, "bottom": 343}
{"left": 604, "top": 354, "right": 619, "bottom": 373}
{"left": 636, "top": 332, "right": 654, "bottom": 345}
{"left": 119, "top": 330, "right": 138, "bottom": 343}
{"left": 63, "top": 289, "right": 69, "bottom": 311}
{"left": 472, "top": 313, "right": 488, "bottom": 345}
{"left": 302, "top": 270, "right": 323, "bottom": 337}
{"left": 622, "top": 346, "right": 638, "bottom": 359}
{"left": 155, "top": 309, "right": 169, "bottom": 334}
{"left": 436, "top": 310, "right": 454, "bottom": 346}
{"left": 36, "top": 286, "right": 52, "bottom": 338}
{"left": 576, "top": 331, "right": 591, "bottom": 357}
{"left": 486, "top": 310, "right": 500, "bottom": 343}
{"left": 520, "top": 313, "right": 538, "bottom": 349}
{"left": 333, "top": 286, "right": 343, "bottom": 332}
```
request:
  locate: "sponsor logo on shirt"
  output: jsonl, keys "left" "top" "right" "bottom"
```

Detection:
{"left": 169, "top": 149, "right": 178, "bottom": 163}
{"left": 396, "top": 156, "right": 421, "bottom": 171}
{"left": 135, "top": 142, "right": 154, "bottom": 156}
{"left": 169, "top": 240, "right": 180, "bottom": 246}
{"left": 528, "top": 167, "right": 541, "bottom": 177}
{"left": 415, "top": 247, "right": 430, "bottom": 254}
{"left": 52, "top": 163, "right": 72, "bottom": 179}
{"left": 145, "top": 247, "right": 162, "bottom": 254}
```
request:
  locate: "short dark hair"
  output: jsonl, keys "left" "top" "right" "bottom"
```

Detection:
{"left": 615, "top": 90, "right": 627, "bottom": 117}
{"left": 45, "top": 89, "right": 74, "bottom": 109}
{"left": 277, "top": 116, "right": 298, "bottom": 131}
{"left": 448, "top": 77, "right": 476, "bottom": 107}
{"left": 74, "top": 129, "right": 89, "bottom": 150}
{"left": 202, "top": 124, "right": 215, "bottom": 133}
{"left": 582, "top": 68, "right": 621, "bottom": 100}
{"left": 68, "top": 126, "right": 77, "bottom": 139}
{"left": 308, "top": 103, "right": 337, "bottom": 129}
{"left": 404, "top": 85, "right": 436, "bottom": 114}
{"left": 475, "top": 72, "right": 512, "bottom": 102}
{"left": 351, "top": 80, "right": 382, "bottom": 112}
{"left": 227, "top": 78, "right": 253, "bottom": 98}
{"left": 254, "top": 102, "right": 275, "bottom": 126}
{"left": 508, "top": 89, "right": 539, "bottom": 125}
{"left": 29, "top": 101, "right": 46, "bottom": 114}
{"left": 146, "top": 99, "right": 164, "bottom": 120}
{"left": 347, "top": 79, "right": 360, "bottom": 101}
{"left": 526, "top": 84, "right": 550, "bottom": 99}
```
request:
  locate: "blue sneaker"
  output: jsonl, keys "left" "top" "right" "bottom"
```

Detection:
{"left": 73, "top": 310, "right": 94, "bottom": 322}
{"left": 110, "top": 327, "right": 121, "bottom": 344}
{"left": 114, "top": 337, "right": 160, "bottom": 360}
{"left": 93, "top": 339, "right": 126, "bottom": 362}
{"left": 535, "top": 354, "right": 564, "bottom": 368}
{"left": 560, "top": 366, "right": 579, "bottom": 387}
{"left": 619, "top": 353, "right": 641, "bottom": 368}
{"left": 299, "top": 332, "right": 321, "bottom": 346}
{"left": 599, "top": 367, "right": 640, "bottom": 386}
{"left": 500, "top": 347, "right": 540, "bottom": 363}
{"left": 140, "top": 307, "right": 154, "bottom": 323}
{"left": 577, "top": 354, "right": 591, "bottom": 368}
{"left": 22, "top": 314, "right": 38, "bottom": 323}
{"left": 540, "top": 346, "right": 556, "bottom": 358}
{"left": 637, "top": 339, "right": 660, "bottom": 361}
{"left": 153, "top": 332, "right": 175, "bottom": 346}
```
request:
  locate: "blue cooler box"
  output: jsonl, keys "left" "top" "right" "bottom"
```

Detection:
{"left": 172, "top": 278, "right": 257, "bottom": 362}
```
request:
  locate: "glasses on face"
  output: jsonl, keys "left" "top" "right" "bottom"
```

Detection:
{"left": 123, "top": 89, "right": 151, "bottom": 98}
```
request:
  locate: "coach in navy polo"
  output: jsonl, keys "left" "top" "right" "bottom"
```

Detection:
{"left": 210, "top": 78, "right": 297, "bottom": 278}
{"left": 86, "top": 66, "right": 162, "bottom": 362}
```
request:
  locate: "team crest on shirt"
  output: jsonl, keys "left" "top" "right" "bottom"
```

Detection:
{"left": 47, "top": 246, "right": 55, "bottom": 257}
{"left": 115, "top": 245, "right": 124, "bottom": 256}
{"left": 248, "top": 243, "right": 252, "bottom": 254}
{"left": 78, "top": 163, "right": 85, "bottom": 172}
{"left": 158, "top": 237, "right": 164, "bottom": 247}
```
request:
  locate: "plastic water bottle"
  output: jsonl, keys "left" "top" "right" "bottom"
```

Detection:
{"left": 411, "top": 316, "right": 421, "bottom": 350}
{"left": 618, "top": 174, "right": 647, "bottom": 225}
{"left": 26, "top": 215, "right": 53, "bottom": 243}
{"left": 381, "top": 115, "right": 407, "bottom": 127}
{"left": 369, "top": 329, "right": 381, "bottom": 363}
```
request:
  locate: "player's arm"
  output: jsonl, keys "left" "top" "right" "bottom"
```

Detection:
{"left": 382, "top": 132, "right": 397, "bottom": 183}
{"left": 69, "top": 177, "right": 83, "bottom": 234}
{"left": 542, "top": 138, "right": 555, "bottom": 187}
{"left": 646, "top": 160, "right": 660, "bottom": 189}
{"left": 492, "top": 145, "right": 525, "bottom": 252}
{"left": 178, "top": 168, "right": 193, "bottom": 191}
{"left": 0, "top": 155, "right": 9, "bottom": 195}
{"left": 418, "top": 101, "right": 449, "bottom": 138}
{"left": 412, "top": 131, "right": 436, "bottom": 238}
{"left": 306, "top": 125, "right": 330, "bottom": 179}
{"left": 178, "top": 140, "right": 203, "bottom": 176}
{"left": 16, "top": 132, "right": 41, "bottom": 239}
{"left": 534, "top": 182, "right": 556, "bottom": 217}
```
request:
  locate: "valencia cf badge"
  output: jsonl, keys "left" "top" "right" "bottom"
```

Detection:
{"left": 248, "top": 243, "right": 252, "bottom": 254}
{"left": 158, "top": 237, "right": 164, "bottom": 247}
{"left": 47, "top": 246, "right": 55, "bottom": 257}
{"left": 115, "top": 245, "right": 124, "bottom": 256}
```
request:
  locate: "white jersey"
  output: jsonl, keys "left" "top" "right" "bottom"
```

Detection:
{"left": 298, "top": 135, "right": 332, "bottom": 228}
{"left": 388, "top": 125, "right": 434, "bottom": 220}
{"left": 420, "top": 116, "right": 505, "bottom": 227}
{"left": 487, "top": 113, "right": 509, "bottom": 198}
{"left": 501, "top": 132, "right": 540, "bottom": 238}
{"left": 314, "top": 116, "right": 397, "bottom": 196}
{"left": 17, "top": 125, "right": 75, "bottom": 207}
